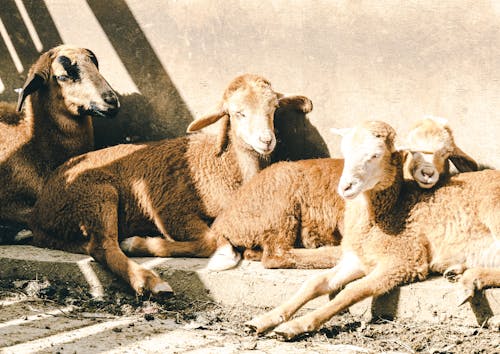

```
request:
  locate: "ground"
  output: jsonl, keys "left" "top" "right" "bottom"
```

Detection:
{"left": 0, "top": 279, "right": 498, "bottom": 354}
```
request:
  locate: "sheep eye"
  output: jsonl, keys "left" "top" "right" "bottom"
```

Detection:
{"left": 370, "top": 153, "right": 380, "bottom": 160}
{"left": 235, "top": 111, "right": 245, "bottom": 118}
{"left": 55, "top": 75, "right": 70, "bottom": 82}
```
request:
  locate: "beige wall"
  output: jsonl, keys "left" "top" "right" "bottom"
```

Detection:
{"left": 1, "top": 0, "right": 499, "bottom": 167}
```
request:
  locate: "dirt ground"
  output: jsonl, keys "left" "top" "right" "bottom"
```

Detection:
{"left": 0, "top": 278, "right": 498, "bottom": 354}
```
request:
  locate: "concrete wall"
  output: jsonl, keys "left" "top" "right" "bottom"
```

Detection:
{"left": 1, "top": 0, "right": 499, "bottom": 167}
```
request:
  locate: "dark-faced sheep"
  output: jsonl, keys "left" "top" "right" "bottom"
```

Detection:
{"left": 246, "top": 121, "right": 499, "bottom": 339}
{"left": 0, "top": 45, "right": 119, "bottom": 243}
{"left": 29, "top": 74, "right": 312, "bottom": 296}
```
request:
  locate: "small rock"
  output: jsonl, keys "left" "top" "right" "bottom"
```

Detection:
{"left": 144, "top": 313, "right": 155, "bottom": 321}
{"left": 487, "top": 315, "right": 500, "bottom": 330}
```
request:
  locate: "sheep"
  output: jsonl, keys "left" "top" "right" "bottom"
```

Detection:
{"left": 245, "top": 120, "right": 499, "bottom": 340}
{"left": 0, "top": 45, "right": 119, "bottom": 243}
{"left": 29, "top": 74, "right": 313, "bottom": 296}
{"left": 206, "top": 157, "right": 345, "bottom": 271}
{"left": 402, "top": 116, "right": 478, "bottom": 188}
{"left": 207, "top": 117, "right": 479, "bottom": 271}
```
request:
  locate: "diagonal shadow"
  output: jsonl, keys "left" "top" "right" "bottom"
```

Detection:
{"left": 86, "top": 0, "right": 194, "bottom": 147}
{"left": 0, "top": 0, "right": 63, "bottom": 101}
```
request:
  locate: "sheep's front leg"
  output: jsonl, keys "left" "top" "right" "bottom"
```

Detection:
{"left": 273, "top": 261, "right": 408, "bottom": 341}
{"left": 245, "top": 252, "right": 364, "bottom": 334}
{"left": 86, "top": 187, "right": 173, "bottom": 296}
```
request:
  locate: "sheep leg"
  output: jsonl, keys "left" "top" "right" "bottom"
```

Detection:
{"left": 121, "top": 217, "right": 219, "bottom": 257}
{"left": 86, "top": 189, "right": 172, "bottom": 296}
{"left": 273, "top": 262, "right": 407, "bottom": 341}
{"left": 242, "top": 248, "right": 263, "bottom": 261}
{"left": 456, "top": 267, "right": 500, "bottom": 305}
{"left": 261, "top": 246, "right": 342, "bottom": 269}
{"left": 245, "top": 252, "right": 364, "bottom": 334}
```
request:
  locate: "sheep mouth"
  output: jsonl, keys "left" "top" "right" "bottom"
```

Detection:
{"left": 416, "top": 180, "right": 436, "bottom": 189}
{"left": 80, "top": 104, "right": 119, "bottom": 118}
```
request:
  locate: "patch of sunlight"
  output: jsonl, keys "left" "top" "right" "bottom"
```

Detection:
{"left": 0, "top": 305, "right": 75, "bottom": 329}
{"left": 0, "top": 18, "right": 23, "bottom": 72}
{"left": 1, "top": 316, "right": 136, "bottom": 353}
{"left": 14, "top": 0, "right": 43, "bottom": 52}
{"left": 77, "top": 258, "right": 105, "bottom": 299}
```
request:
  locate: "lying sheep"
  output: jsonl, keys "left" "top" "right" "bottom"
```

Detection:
{"left": 402, "top": 116, "right": 478, "bottom": 188}
{"left": 246, "top": 121, "right": 499, "bottom": 339}
{"left": 206, "top": 158, "right": 345, "bottom": 271}
{"left": 0, "top": 46, "right": 119, "bottom": 243}
{"left": 30, "top": 74, "right": 312, "bottom": 296}
{"left": 207, "top": 117, "right": 479, "bottom": 271}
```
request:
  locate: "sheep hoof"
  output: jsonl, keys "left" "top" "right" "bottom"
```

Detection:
{"left": 273, "top": 322, "right": 304, "bottom": 341}
{"left": 245, "top": 318, "right": 269, "bottom": 335}
{"left": 120, "top": 238, "right": 136, "bottom": 253}
{"left": 443, "top": 264, "right": 466, "bottom": 282}
{"left": 457, "top": 287, "right": 474, "bottom": 306}
{"left": 152, "top": 282, "right": 174, "bottom": 297}
{"left": 206, "top": 244, "right": 241, "bottom": 271}
{"left": 14, "top": 229, "right": 33, "bottom": 242}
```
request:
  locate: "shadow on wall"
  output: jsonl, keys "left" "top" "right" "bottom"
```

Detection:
{"left": 272, "top": 105, "right": 330, "bottom": 162}
{"left": 0, "top": 0, "right": 329, "bottom": 160}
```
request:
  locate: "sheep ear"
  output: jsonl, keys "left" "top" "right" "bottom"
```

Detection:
{"left": 330, "top": 128, "right": 351, "bottom": 137}
{"left": 277, "top": 93, "right": 313, "bottom": 113}
{"left": 17, "top": 74, "right": 46, "bottom": 112}
{"left": 16, "top": 50, "right": 52, "bottom": 112}
{"left": 187, "top": 110, "right": 227, "bottom": 133}
{"left": 449, "top": 146, "right": 478, "bottom": 172}
{"left": 215, "top": 114, "right": 230, "bottom": 156}
{"left": 85, "top": 49, "right": 99, "bottom": 69}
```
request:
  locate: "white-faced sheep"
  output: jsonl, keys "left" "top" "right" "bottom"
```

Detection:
{"left": 246, "top": 121, "right": 499, "bottom": 340}
{"left": 29, "top": 74, "right": 312, "bottom": 296}
{"left": 207, "top": 117, "right": 479, "bottom": 271}
{"left": 0, "top": 45, "right": 119, "bottom": 243}
{"left": 402, "top": 116, "right": 478, "bottom": 188}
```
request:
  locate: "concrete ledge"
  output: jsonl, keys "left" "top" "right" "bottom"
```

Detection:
{"left": 1, "top": 245, "right": 498, "bottom": 327}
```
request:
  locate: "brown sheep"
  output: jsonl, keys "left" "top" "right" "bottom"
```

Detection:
{"left": 246, "top": 121, "right": 499, "bottom": 339}
{"left": 206, "top": 158, "right": 344, "bottom": 271}
{"left": 29, "top": 74, "right": 312, "bottom": 296}
{"left": 0, "top": 45, "right": 119, "bottom": 243}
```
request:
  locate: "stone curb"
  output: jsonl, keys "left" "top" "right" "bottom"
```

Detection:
{"left": 0, "top": 245, "right": 498, "bottom": 327}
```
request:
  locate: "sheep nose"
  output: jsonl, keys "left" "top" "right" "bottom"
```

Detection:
{"left": 102, "top": 91, "right": 119, "bottom": 107}
{"left": 259, "top": 132, "right": 274, "bottom": 145}
{"left": 341, "top": 182, "right": 353, "bottom": 193}
{"left": 421, "top": 167, "right": 435, "bottom": 178}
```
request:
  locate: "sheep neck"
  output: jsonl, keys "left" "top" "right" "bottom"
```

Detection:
{"left": 26, "top": 90, "right": 94, "bottom": 169}
{"left": 350, "top": 152, "right": 404, "bottom": 235}
{"left": 230, "top": 132, "right": 270, "bottom": 183}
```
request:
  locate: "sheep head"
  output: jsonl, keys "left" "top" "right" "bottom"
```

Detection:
{"left": 333, "top": 121, "right": 397, "bottom": 200}
{"left": 401, "top": 117, "right": 478, "bottom": 189}
{"left": 17, "top": 45, "right": 120, "bottom": 118}
{"left": 187, "top": 74, "right": 313, "bottom": 156}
